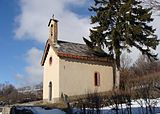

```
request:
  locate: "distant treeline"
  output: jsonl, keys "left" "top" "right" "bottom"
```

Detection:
{"left": 0, "top": 83, "right": 42, "bottom": 105}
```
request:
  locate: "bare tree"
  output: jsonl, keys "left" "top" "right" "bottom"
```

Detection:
{"left": 120, "top": 53, "right": 132, "bottom": 71}
{"left": 120, "top": 53, "right": 132, "bottom": 90}
{"left": 131, "top": 73, "right": 160, "bottom": 114}
{"left": 142, "top": 0, "right": 160, "bottom": 10}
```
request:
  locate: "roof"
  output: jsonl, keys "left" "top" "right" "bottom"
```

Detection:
{"left": 57, "top": 40, "right": 96, "bottom": 57}
{"left": 41, "top": 39, "right": 114, "bottom": 66}
{"left": 48, "top": 18, "right": 58, "bottom": 26}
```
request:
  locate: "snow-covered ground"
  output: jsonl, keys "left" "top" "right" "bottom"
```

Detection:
{"left": 10, "top": 99, "right": 160, "bottom": 114}
{"left": 73, "top": 99, "right": 160, "bottom": 114}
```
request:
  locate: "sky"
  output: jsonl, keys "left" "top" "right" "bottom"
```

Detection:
{"left": 0, "top": 0, "right": 160, "bottom": 88}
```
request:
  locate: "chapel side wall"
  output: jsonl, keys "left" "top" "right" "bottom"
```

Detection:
{"left": 43, "top": 47, "right": 60, "bottom": 100}
{"left": 59, "top": 59, "right": 113, "bottom": 97}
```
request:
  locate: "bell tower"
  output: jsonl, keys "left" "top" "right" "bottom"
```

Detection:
{"left": 48, "top": 15, "right": 58, "bottom": 44}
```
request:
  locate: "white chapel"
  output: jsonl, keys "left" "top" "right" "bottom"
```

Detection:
{"left": 41, "top": 16, "right": 119, "bottom": 102}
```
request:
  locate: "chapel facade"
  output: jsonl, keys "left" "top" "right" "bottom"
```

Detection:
{"left": 41, "top": 16, "right": 119, "bottom": 102}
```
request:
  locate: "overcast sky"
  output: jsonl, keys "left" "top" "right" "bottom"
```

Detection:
{"left": 0, "top": 0, "right": 160, "bottom": 87}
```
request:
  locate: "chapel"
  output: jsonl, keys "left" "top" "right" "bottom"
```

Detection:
{"left": 41, "top": 16, "right": 119, "bottom": 102}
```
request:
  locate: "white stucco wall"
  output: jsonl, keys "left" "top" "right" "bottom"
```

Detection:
{"left": 59, "top": 59, "right": 114, "bottom": 97}
{"left": 43, "top": 47, "right": 114, "bottom": 101}
{"left": 43, "top": 46, "right": 60, "bottom": 100}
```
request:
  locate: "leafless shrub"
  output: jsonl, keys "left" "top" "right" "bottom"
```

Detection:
{"left": 127, "top": 72, "right": 160, "bottom": 114}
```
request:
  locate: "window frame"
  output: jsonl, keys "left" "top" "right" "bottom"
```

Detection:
{"left": 94, "top": 72, "right": 100, "bottom": 86}
{"left": 49, "top": 56, "right": 52, "bottom": 65}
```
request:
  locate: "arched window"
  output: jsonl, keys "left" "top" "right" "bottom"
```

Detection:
{"left": 49, "top": 81, "right": 52, "bottom": 101}
{"left": 94, "top": 72, "right": 100, "bottom": 86}
{"left": 49, "top": 57, "right": 52, "bottom": 65}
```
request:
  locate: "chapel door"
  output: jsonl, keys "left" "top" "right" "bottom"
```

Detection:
{"left": 49, "top": 81, "right": 52, "bottom": 101}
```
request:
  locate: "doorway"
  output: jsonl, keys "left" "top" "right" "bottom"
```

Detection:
{"left": 49, "top": 81, "right": 52, "bottom": 101}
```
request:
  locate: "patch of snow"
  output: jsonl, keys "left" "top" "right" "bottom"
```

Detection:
{"left": 73, "top": 98, "right": 160, "bottom": 114}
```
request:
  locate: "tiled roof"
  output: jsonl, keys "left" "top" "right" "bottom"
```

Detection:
{"left": 41, "top": 39, "right": 114, "bottom": 66}
{"left": 57, "top": 40, "right": 95, "bottom": 57}
{"left": 57, "top": 40, "right": 114, "bottom": 57}
{"left": 56, "top": 40, "right": 113, "bottom": 62}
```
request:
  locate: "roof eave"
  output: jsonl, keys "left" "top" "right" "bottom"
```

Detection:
{"left": 48, "top": 19, "right": 58, "bottom": 27}
{"left": 41, "top": 39, "right": 52, "bottom": 66}
{"left": 57, "top": 52, "right": 114, "bottom": 63}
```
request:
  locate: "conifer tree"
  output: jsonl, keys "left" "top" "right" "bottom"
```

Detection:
{"left": 84, "top": 0, "right": 159, "bottom": 69}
